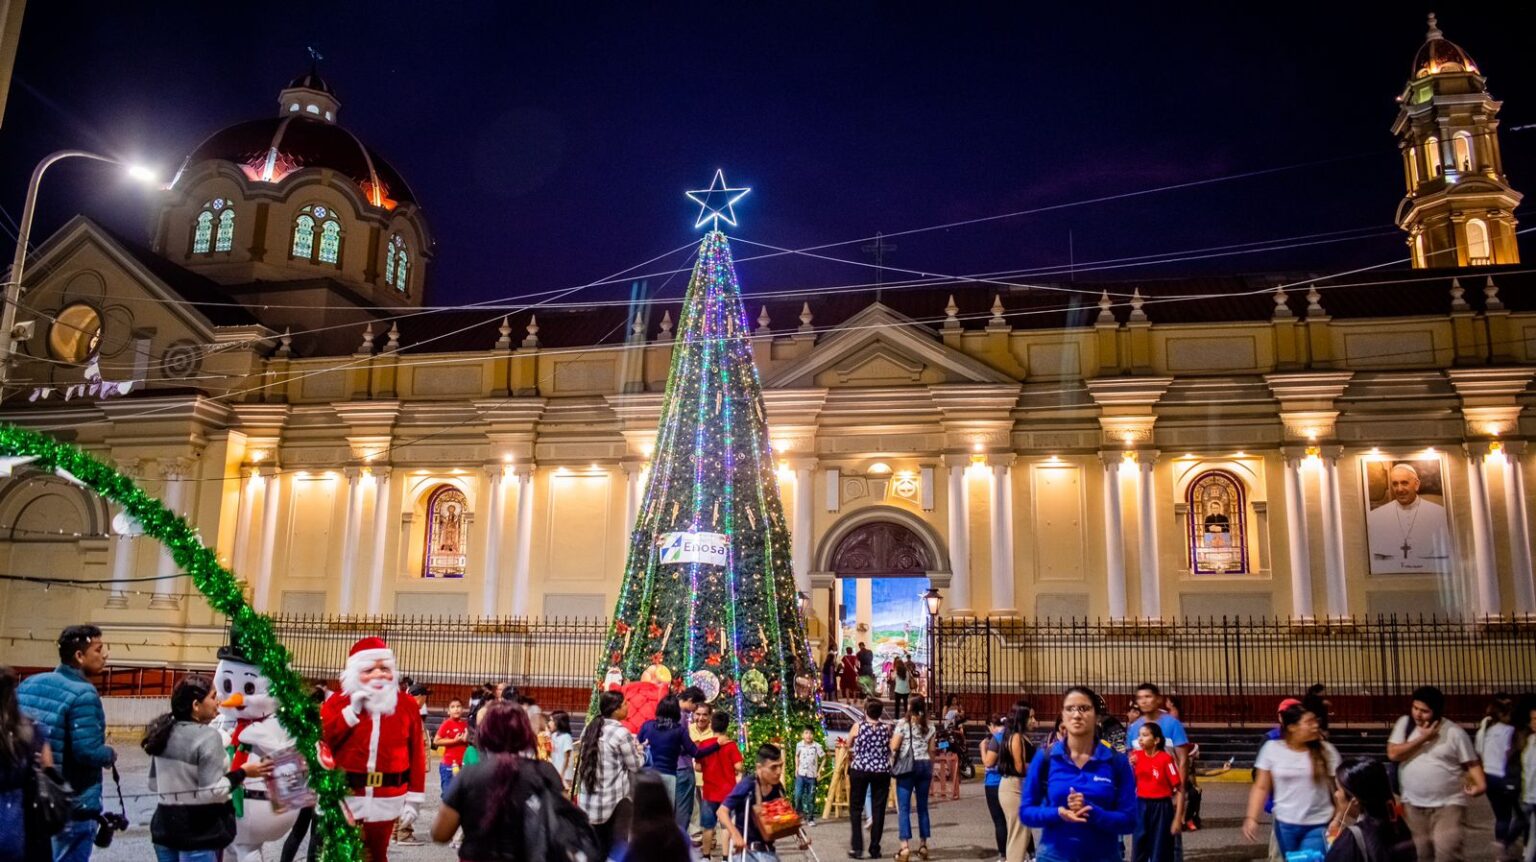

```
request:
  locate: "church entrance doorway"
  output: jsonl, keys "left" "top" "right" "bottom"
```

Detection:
{"left": 830, "top": 520, "right": 934, "bottom": 686}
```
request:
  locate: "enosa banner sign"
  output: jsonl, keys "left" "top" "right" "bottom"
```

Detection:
{"left": 658, "top": 531, "right": 730, "bottom": 566}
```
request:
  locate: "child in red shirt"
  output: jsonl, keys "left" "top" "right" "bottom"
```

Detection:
{"left": 694, "top": 711, "right": 744, "bottom": 860}
{"left": 1129, "top": 722, "right": 1184, "bottom": 862}
{"left": 432, "top": 698, "right": 471, "bottom": 793}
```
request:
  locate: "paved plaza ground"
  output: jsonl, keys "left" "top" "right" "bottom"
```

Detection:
{"left": 92, "top": 745, "right": 1502, "bottom": 862}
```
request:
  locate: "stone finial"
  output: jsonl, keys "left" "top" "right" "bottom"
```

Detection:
{"left": 385, "top": 322, "right": 401, "bottom": 352}
{"left": 1306, "top": 285, "right": 1325, "bottom": 316}
{"left": 1128, "top": 288, "right": 1148, "bottom": 322}
{"left": 496, "top": 316, "right": 512, "bottom": 350}
{"left": 1450, "top": 277, "right": 1469, "bottom": 311}
{"left": 358, "top": 322, "right": 376, "bottom": 355}
{"left": 943, "top": 294, "right": 960, "bottom": 330}
{"left": 1096, "top": 290, "right": 1115, "bottom": 325}
{"left": 756, "top": 305, "right": 771, "bottom": 334}
{"left": 1484, "top": 276, "right": 1504, "bottom": 310}
{"left": 276, "top": 327, "right": 293, "bottom": 358}
{"left": 522, "top": 314, "right": 540, "bottom": 349}
{"left": 657, "top": 310, "right": 674, "bottom": 341}
{"left": 1426, "top": 12, "right": 1442, "bottom": 40}
{"left": 798, "top": 302, "right": 814, "bottom": 333}
{"left": 990, "top": 294, "right": 1005, "bottom": 322}
{"left": 1271, "top": 285, "right": 1292, "bottom": 320}
{"left": 631, "top": 314, "right": 646, "bottom": 340}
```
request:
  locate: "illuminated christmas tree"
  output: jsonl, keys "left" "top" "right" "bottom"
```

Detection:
{"left": 599, "top": 172, "right": 817, "bottom": 748}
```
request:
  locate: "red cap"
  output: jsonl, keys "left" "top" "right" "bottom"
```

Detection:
{"left": 1277, "top": 698, "right": 1302, "bottom": 714}
{"left": 349, "top": 636, "right": 389, "bottom": 657}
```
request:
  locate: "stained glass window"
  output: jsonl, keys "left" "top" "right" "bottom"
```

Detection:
{"left": 292, "top": 214, "right": 315, "bottom": 259}
{"left": 385, "top": 234, "right": 408, "bottom": 291}
{"left": 318, "top": 219, "right": 341, "bottom": 264}
{"left": 1186, "top": 470, "right": 1248, "bottom": 574}
{"left": 384, "top": 237, "right": 396, "bottom": 284}
{"left": 215, "top": 209, "right": 235, "bottom": 253}
{"left": 423, "top": 485, "right": 469, "bottom": 578}
{"left": 192, "top": 211, "right": 213, "bottom": 254}
{"left": 394, "top": 247, "right": 409, "bottom": 292}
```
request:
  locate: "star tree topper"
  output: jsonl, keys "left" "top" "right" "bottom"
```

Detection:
{"left": 686, "top": 169, "right": 750, "bottom": 230}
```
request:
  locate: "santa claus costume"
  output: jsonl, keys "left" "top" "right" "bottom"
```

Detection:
{"left": 320, "top": 637, "right": 426, "bottom": 862}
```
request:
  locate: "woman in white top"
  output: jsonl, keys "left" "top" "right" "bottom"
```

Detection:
{"left": 1243, "top": 704, "right": 1342, "bottom": 857}
{"left": 1520, "top": 699, "right": 1536, "bottom": 862}
{"left": 1476, "top": 695, "right": 1519, "bottom": 859}
{"left": 890, "top": 696, "right": 938, "bottom": 862}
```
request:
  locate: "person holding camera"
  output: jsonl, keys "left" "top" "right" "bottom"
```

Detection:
{"left": 143, "top": 675, "right": 272, "bottom": 861}
{"left": 17, "top": 625, "right": 117, "bottom": 862}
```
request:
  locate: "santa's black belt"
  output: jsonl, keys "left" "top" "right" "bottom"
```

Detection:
{"left": 345, "top": 770, "right": 410, "bottom": 789}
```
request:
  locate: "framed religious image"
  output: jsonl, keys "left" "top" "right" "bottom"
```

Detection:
{"left": 1185, "top": 470, "right": 1249, "bottom": 574}
{"left": 1361, "top": 456, "right": 1454, "bottom": 575}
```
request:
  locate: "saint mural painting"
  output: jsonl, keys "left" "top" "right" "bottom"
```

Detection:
{"left": 597, "top": 172, "right": 820, "bottom": 753}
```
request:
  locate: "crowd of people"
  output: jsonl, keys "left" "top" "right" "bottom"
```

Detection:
{"left": 3, "top": 624, "right": 1536, "bottom": 862}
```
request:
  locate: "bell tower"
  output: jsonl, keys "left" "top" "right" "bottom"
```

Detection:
{"left": 1393, "top": 13, "right": 1521, "bottom": 268}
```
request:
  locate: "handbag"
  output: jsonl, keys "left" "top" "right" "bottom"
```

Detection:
{"left": 24, "top": 763, "right": 70, "bottom": 837}
{"left": 891, "top": 721, "right": 915, "bottom": 776}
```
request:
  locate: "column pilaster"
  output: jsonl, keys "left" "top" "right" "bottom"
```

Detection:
{"left": 1317, "top": 446, "right": 1349, "bottom": 617}
{"left": 253, "top": 467, "right": 281, "bottom": 612}
{"left": 479, "top": 465, "right": 506, "bottom": 616}
{"left": 231, "top": 467, "right": 257, "bottom": 580}
{"left": 367, "top": 468, "right": 393, "bottom": 615}
{"left": 104, "top": 458, "right": 143, "bottom": 609}
{"left": 986, "top": 453, "right": 1017, "bottom": 617}
{"left": 941, "top": 454, "right": 972, "bottom": 615}
{"left": 1281, "top": 452, "right": 1314, "bottom": 619}
{"left": 509, "top": 464, "right": 536, "bottom": 617}
{"left": 151, "top": 457, "right": 195, "bottom": 610}
{"left": 1134, "top": 450, "right": 1162, "bottom": 619}
{"left": 1502, "top": 441, "right": 1536, "bottom": 615}
{"left": 336, "top": 466, "right": 365, "bottom": 613}
{"left": 789, "top": 456, "right": 817, "bottom": 595}
{"left": 1100, "top": 452, "right": 1128, "bottom": 619}
{"left": 1464, "top": 442, "right": 1501, "bottom": 616}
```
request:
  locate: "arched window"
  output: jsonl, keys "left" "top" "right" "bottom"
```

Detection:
{"left": 1406, "top": 148, "right": 1420, "bottom": 188}
{"left": 291, "top": 205, "right": 341, "bottom": 265}
{"left": 1466, "top": 218, "right": 1491, "bottom": 264}
{"left": 394, "top": 244, "right": 409, "bottom": 292}
{"left": 384, "top": 234, "right": 410, "bottom": 291}
{"left": 1423, "top": 136, "right": 1442, "bottom": 177}
{"left": 1452, "top": 131, "right": 1474, "bottom": 172}
{"left": 215, "top": 209, "right": 235, "bottom": 253}
{"left": 423, "top": 485, "right": 469, "bottom": 578}
{"left": 191, "top": 198, "right": 232, "bottom": 255}
{"left": 1186, "top": 470, "right": 1248, "bottom": 574}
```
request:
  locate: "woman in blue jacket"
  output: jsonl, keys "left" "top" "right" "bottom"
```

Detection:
{"left": 1020, "top": 686, "right": 1137, "bottom": 862}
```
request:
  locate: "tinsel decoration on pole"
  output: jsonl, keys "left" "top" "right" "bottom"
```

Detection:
{"left": 597, "top": 172, "right": 821, "bottom": 754}
{"left": 0, "top": 424, "right": 362, "bottom": 862}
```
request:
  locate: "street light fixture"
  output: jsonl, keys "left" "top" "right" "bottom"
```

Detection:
{"left": 0, "top": 150, "right": 164, "bottom": 391}
{"left": 923, "top": 587, "right": 942, "bottom": 701}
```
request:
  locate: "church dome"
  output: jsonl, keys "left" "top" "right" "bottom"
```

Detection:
{"left": 181, "top": 116, "right": 417, "bottom": 209}
{"left": 1412, "top": 14, "right": 1479, "bottom": 79}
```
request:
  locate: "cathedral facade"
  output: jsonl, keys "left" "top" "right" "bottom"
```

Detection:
{"left": 0, "top": 20, "right": 1532, "bottom": 669}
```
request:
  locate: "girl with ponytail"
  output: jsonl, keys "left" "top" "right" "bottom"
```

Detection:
{"left": 576, "top": 690, "right": 641, "bottom": 861}
{"left": 1243, "top": 705, "right": 1342, "bottom": 857}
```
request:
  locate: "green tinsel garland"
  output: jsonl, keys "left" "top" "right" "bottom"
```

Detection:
{"left": 0, "top": 425, "right": 362, "bottom": 862}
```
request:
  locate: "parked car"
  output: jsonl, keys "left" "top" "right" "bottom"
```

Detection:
{"left": 819, "top": 699, "right": 891, "bottom": 746}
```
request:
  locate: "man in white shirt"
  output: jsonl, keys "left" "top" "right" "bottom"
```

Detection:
{"left": 1366, "top": 463, "right": 1451, "bottom": 574}
{"left": 1387, "top": 685, "right": 1487, "bottom": 861}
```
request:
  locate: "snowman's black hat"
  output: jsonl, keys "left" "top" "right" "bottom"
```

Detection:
{"left": 217, "top": 617, "right": 253, "bottom": 664}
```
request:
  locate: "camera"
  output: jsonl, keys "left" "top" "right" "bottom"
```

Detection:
{"left": 93, "top": 811, "right": 128, "bottom": 848}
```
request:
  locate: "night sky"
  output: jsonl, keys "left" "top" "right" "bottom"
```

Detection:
{"left": 3, "top": 3, "right": 1534, "bottom": 308}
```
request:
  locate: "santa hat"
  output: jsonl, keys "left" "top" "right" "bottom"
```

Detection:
{"left": 346, "top": 637, "right": 395, "bottom": 672}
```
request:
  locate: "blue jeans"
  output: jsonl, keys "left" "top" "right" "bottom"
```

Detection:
{"left": 154, "top": 848, "right": 220, "bottom": 862}
{"left": 675, "top": 767, "right": 696, "bottom": 833}
{"left": 53, "top": 817, "right": 96, "bottom": 862}
{"left": 1273, "top": 820, "right": 1327, "bottom": 855}
{"left": 895, "top": 760, "right": 932, "bottom": 841}
{"left": 793, "top": 776, "right": 817, "bottom": 820}
{"left": 439, "top": 763, "right": 455, "bottom": 795}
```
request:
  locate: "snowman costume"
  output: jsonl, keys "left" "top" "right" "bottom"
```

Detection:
{"left": 213, "top": 640, "right": 301, "bottom": 862}
{"left": 320, "top": 636, "right": 426, "bottom": 862}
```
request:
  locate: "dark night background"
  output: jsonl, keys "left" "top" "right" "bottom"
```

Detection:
{"left": 2, "top": 2, "right": 1534, "bottom": 307}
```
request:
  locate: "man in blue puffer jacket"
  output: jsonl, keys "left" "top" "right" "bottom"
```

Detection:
{"left": 18, "top": 624, "right": 117, "bottom": 862}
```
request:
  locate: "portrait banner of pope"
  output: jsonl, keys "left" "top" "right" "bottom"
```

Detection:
{"left": 1362, "top": 458, "right": 1454, "bottom": 575}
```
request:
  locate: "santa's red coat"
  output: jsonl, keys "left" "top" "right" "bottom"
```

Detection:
{"left": 320, "top": 690, "right": 426, "bottom": 823}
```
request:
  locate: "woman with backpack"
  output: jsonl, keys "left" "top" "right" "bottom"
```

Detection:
{"left": 432, "top": 702, "right": 591, "bottom": 861}
{"left": 142, "top": 675, "right": 271, "bottom": 862}
{"left": 1243, "top": 703, "right": 1343, "bottom": 857}
{"left": 890, "top": 696, "right": 937, "bottom": 861}
{"left": 1020, "top": 686, "right": 1138, "bottom": 862}
{"left": 996, "top": 700, "right": 1034, "bottom": 862}
{"left": 1323, "top": 758, "right": 1415, "bottom": 862}
{"left": 0, "top": 665, "right": 53, "bottom": 862}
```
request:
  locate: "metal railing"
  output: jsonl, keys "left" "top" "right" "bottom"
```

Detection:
{"left": 934, "top": 615, "right": 1536, "bottom": 726}
{"left": 267, "top": 614, "right": 609, "bottom": 713}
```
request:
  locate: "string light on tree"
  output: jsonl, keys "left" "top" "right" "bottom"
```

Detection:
{"left": 598, "top": 172, "right": 820, "bottom": 759}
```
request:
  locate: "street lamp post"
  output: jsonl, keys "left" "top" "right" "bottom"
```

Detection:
{"left": 0, "top": 150, "right": 159, "bottom": 391}
{"left": 923, "top": 586, "right": 942, "bottom": 702}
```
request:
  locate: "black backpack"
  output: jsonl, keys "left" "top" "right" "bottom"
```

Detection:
{"left": 522, "top": 762, "right": 600, "bottom": 862}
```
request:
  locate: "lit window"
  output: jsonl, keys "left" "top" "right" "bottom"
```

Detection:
{"left": 325, "top": 111, "right": 333, "bottom": 122}
{"left": 1466, "top": 218, "right": 1491, "bottom": 263}
{"left": 306, "top": 104, "right": 320, "bottom": 115}
{"left": 318, "top": 219, "right": 341, "bottom": 264}
{"left": 192, "top": 211, "right": 213, "bottom": 254}
{"left": 215, "top": 209, "right": 235, "bottom": 253}
{"left": 1423, "top": 136, "right": 1442, "bottom": 177}
{"left": 1186, "top": 470, "right": 1249, "bottom": 574}
{"left": 386, "top": 234, "right": 409, "bottom": 291}
{"left": 423, "top": 485, "right": 469, "bottom": 578}
{"left": 291, "top": 213, "right": 315, "bottom": 260}
{"left": 289, "top": 103, "right": 300, "bottom": 112}
{"left": 47, "top": 303, "right": 103, "bottom": 364}
{"left": 1452, "top": 131, "right": 1473, "bottom": 172}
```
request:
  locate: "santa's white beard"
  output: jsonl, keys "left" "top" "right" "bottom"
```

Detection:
{"left": 361, "top": 681, "right": 398, "bottom": 716}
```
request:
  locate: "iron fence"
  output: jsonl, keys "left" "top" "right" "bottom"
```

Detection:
{"left": 934, "top": 615, "right": 1536, "bottom": 726}
{"left": 267, "top": 614, "right": 609, "bottom": 713}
